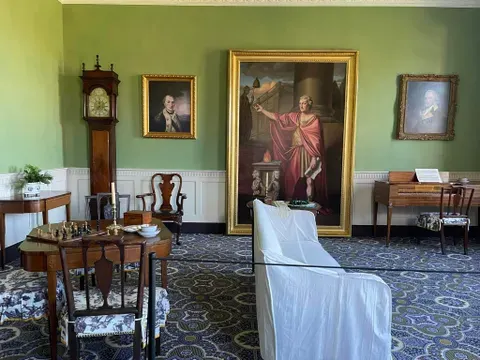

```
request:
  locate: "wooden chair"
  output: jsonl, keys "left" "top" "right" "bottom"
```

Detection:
{"left": 85, "top": 192, "right": 131, "bottom": 223}
{"left": 416, "top": 186, "right": 474, "bottom": 255}
{"left": 137, "top": 173, "right": 187, "bottom": 245}
{"left": 58, "top": 234, "right": 169, "bottom": 359}
{"left": 81, "top": 192, "right": 132, "bottom": 288}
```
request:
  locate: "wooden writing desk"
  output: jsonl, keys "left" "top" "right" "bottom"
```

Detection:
{"left": 373, "top": 172, "right": 480, "bottom": 245}
{"left": 0, "top": 191, "right": 71, "bottom": 269}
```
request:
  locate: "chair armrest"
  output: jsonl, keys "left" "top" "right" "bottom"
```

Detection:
{"left": 136, "top": 193, "right": 154, "bottom": 211}
{"left": 178, "top": 193, "right": 187, "bottom": 211}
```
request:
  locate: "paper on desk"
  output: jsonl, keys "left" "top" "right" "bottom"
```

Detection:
{"left": 415, "top": 168, "right": 443, "bottom": 183}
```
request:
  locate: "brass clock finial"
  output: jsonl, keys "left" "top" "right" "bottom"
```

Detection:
{"left": 110, "top": 63, "right": 114, "bottom": 71}
{"left": 95, "top": 55, "right": 101, "bottom": 70}
{"left": 82, "top": 62, "right": 85, "bottom": 71}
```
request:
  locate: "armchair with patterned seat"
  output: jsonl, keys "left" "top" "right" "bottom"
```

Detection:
{"left": 58, "top": 234, "right": 169, "bottom": 359}
{"left": 137, "top": 173, "right": 187, "bottom": 245}
{"left": 416, "top": 186, "right": 474, "bottom": 255}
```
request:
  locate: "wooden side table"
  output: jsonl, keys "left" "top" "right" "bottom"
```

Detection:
{"left": 0, "top": 191, "right": 71, "bottom": 269}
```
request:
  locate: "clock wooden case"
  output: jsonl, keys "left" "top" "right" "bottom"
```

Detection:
{"left": 80, "top": 55, "right": 120, "bottom": 195}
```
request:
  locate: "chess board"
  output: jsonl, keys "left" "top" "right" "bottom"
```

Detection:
{"left": 27, "top": 221, "right": 107, "bottom": 245}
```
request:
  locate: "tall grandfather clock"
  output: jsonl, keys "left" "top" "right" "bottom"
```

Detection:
{"left": 80, "top": 55, "right": 120, "bottom": 195}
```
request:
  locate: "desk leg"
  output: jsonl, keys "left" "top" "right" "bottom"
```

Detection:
{"left": 373, "top": 201, "right": 378, "bottom": 237}
{"left": 161, "top": 260, "right": 168, "bottom": 289}
{"left": 66, "top": 202, "right": 71, "bottom": 222}
{"left": 43, "top": 210, "right": 49, "bottom": 226}
{"left": 386, "top": 204, "right": 393, "bottom": 247}
{"left": 0, "top": 212, "right": 5, "bottom": 269}
{"left": 47, "top": 268, "right": 57, "bottom": 360}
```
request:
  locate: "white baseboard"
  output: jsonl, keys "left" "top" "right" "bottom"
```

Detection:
{"left": 2, "top": 167, "right": 479, "bottom": 251}
{"left": 0, "top": 168, "right": 68, "bottom": 248}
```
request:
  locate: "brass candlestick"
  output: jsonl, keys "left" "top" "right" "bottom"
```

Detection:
{"left": 106, "top": 203, "right": 122, "bottom": 235}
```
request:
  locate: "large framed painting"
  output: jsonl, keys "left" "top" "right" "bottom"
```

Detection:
{"left": 397, "top": 74, "right": 458, "bottom": 140}
{"left": 142, "top": 74, "right": 197, "bottom": 139}
{"left": 227, "top": 50, "right": 359, "bottom": 236}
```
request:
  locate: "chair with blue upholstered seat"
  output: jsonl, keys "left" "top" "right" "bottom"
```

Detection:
{"left": 58, "top": 234, "right": 169, "bottom": 359}
{"left": 416, "top": 186, "right": 474, "bottom": 255}
{"left": 0, "top": 266, "right": 65, "bottom": 325}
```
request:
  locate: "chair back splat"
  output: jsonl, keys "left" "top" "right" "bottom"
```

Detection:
{"left": 440, "top": 186, "right": 474, "bottom": 219}
{"left": 137, "top": 173, "right": 187, "bottom": 245}
{"left": 85, "top": 192, "right": 131, "bottom": 222}
{"left": 59, "top": 235, "right": 145, "bottom": 323}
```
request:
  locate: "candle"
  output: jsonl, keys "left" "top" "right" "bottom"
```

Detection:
{"left": 111, "top": 182, "right": 116, "bottom": 205}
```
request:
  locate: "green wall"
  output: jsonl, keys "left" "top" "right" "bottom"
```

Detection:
{"left": 62, "top": 5, "right": 480, "bottom": 171}
{"left": 0, "top": 0, "right": 64, "bottom": 173}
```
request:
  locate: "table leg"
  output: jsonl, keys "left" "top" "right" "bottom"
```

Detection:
{"left": 373, "top": 201, "right": 378, "bottom": 237}
{"left": 386, "top": 204, "right": 393, "bottom": 247}
{"left": 144, "top": 254, "right": 150, "bottom": 287}
{"left": 43, "top": 210, "right": 49, "bottom": 226}
{"left": 0, "top": 212, "right": 5, "bottom": 269}
{"left": 47, "top": 268, "right": 57, "bottom": 360}
{"left": 66, "top": 202, "right": 71, "bottom": 222}
{"left": 251, "top": 212, "right": 255, "bottom": 274}
{"left": 161, "top": 260, "right": 168, "bottom": 289}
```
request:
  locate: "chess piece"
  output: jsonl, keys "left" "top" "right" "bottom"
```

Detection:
{"left": 267, "top": 170, "right": 281, "bottom": 201}
{"left": 107, "top": 229, "right": 110, "bottom": 235}
{"left": 48, "top": 223, "right": 52, "bottom": 233}
{"left": 251, "top": 169, "right": 265, "bottom": 197}
{"left": 62, "top": 231, "right": 67, "bottom": 240}
{"left": 55, "top": 229, "right": 60, "bottom": 238}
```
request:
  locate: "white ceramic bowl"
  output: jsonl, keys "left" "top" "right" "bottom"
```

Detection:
{"left": 140, "top": 224, "right": 158, "bottom": 232}
{"left": 137, "top": 229, "right": 161, "bottom": 238}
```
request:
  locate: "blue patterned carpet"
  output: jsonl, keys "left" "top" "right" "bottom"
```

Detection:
{"left": 1, "top": 234, "right": 479, "bottom": 359}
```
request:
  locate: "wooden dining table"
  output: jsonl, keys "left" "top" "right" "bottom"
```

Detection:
{"left": 18, "top": 218, "right": 172, "bottom": 360}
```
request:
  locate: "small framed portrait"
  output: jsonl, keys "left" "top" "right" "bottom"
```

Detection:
{"left": 397, "top": 74, "right": 458, "bottom": 140}
{"left": 142, "top": 74, "right": 196, "bottom": 139}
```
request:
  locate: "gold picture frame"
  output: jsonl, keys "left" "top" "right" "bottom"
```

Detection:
{"left": 397, "top": 74, "right": 458, "bottom": 140}
{"left": 142, "top": 74, "right": 197, "bottom": 139}
{"left": 227, "top": 50, "right": 359, "bottom": 236}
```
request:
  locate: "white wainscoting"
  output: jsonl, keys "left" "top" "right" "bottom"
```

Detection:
{"left": 68, "top": 168, "right": 480, "bottom": 227}
{"left": 2, "top": 168, "right": 478, "bottom": 251}
{"left": 67, "top": 168, "right": 226, "bottom": 223}
{"left": 0, "top": 168, "right": 68, "bottom": 248}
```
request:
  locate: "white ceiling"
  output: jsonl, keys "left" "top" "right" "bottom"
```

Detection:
{"left": 58, "top": 0, "right": 480, "bottom": 8}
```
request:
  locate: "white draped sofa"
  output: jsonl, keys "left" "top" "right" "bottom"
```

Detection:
{"left": 253, "top": 199, "right": 392, "bottom": 360}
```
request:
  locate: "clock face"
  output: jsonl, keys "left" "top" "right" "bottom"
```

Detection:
{"left": 88, "top": 87, "right": 110, "bottom": 117}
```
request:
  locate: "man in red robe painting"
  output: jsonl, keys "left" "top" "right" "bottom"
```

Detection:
{"left": 254, "top": 95, "right": 329, "bottom": 211}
